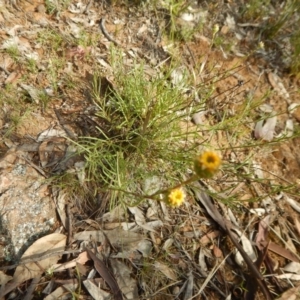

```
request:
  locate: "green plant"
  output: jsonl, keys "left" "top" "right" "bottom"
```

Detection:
{"left": 290, "top": 29, "right": 300, "bottom": 75}
{"left": 37, "top": 29, "right": 64, "bottom": 52}
{"left": 68, "top": 43, "right": 298, "bottom": 211}
{"left": 262, "top": 0, "right": 300, "bottom": 39}
{"left": 241, "top": 0, "right": 271, "bottom": 21}
{"left": 160, "top": 0, "right": 192, "bottom": 39}
{"left": 73, "top": 51, "right": 210, "bottom": 208}
{"left": 47, "top": 57, "right": 66, "bottom": 92}
{"left": 26, "top": 58, "right": 38, "bottom": 74}
{"left": 44, "top": 0, "right": 71, "bottom": 15}
{"left": 5, "top": 45, "right": 20, "bottom": 62}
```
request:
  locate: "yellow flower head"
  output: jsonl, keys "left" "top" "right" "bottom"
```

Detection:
{"left": 194, "top": 151, "right": 222, "bottom": 178}
{"left": 166, "top": 188, "right": 185, "bottom": 207}
{"left": 213, "top": 24, "right": 219, "bottom": 35}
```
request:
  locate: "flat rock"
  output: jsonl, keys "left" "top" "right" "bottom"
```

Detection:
{"left": 0, "top": 148, "right": 56, "bottom": 261}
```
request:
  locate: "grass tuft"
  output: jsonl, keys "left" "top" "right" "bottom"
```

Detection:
{"left": 75, "top": 50, "right": 208, "bottom": 208}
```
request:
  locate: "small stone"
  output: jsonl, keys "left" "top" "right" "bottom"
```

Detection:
{"left": 221, "top": 25, "right": 229, "bottom": 34}
{"left": 192, "top": 111, "right": 206, "bottom": 125}
{"left": 36, "top": 4, "right": 46, "bottom": 14}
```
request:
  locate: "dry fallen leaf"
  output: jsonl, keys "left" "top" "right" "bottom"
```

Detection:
{"left": 37, "top": 128, "right": 68, "bottom": 142}
{"left": 0, "top": 233, "right": 66, "bottom": 298}
{"left": 86, "top": 248, "right": 123, "bottom": 300}
{"left": 284, "top": 194, "right": 300, "bottom": 213}
{"left": 276, "top": 284, "right": 300, "bottom": 300}
{"left": 44, "top": 282, "right": 78, "bottom": 300}
{"left": 154, "top": 261, "right": 177, "bottom": 281}
{"left": 129, "top": 206, "right": 163, "bottom": 232}
{"left": 199, "top": 231, "right": 220, "bottom": 246}
{"left": 83, "top": 279, "right": 111, "bottom": 300}
{"left": 259, "top": 241, "right": 300, "bottom": 263}
{"left": 198, "top": 248, "right": 208, "bottom": 276}
{"left": 4, "top": 71, "right": 21, "bottom": 84}
{"left": 75, "top": 228, "right": 145, "bottom": 252}
{"left": 52, "top": 251, "right": 90, "bottom": 272}
{"left": 213, "top": 244, "right": 223, "bottom": 258}
{"left": 276, "top": 273, "right": 300, "bottom": 280}
{"left": 294, "top": 217, "right": 300, "bottom": 236}
{"left": 183, "top": 272, "right": 194, "bottom": 300}
{"left": 231, "top": 227, "right": 257, "bottom": 265}
{"left": 254, "top": 115, "right": 277, "bottom": 141}
{"left": 256, "top": 215, "right": 270, "bottom": 250}
{"left": 283, "top": 262, "right": 300, "bottom": 274}
{"left": 110, "top": 259, "right": 139, "bottom": 300}
{"left": 0, "top": 271, "right": 12, "bottom": 285}
{"left": 128, "top": 206, "right": 146, "bottom": 224}
{"left": 20, "top": 83, "right": 42, "bottom": 104}
{"left": 39, "top": 137, "right": 67, "bottom": 167}
{"left": 268, "top": 72, "right": 290, "bottom": 103}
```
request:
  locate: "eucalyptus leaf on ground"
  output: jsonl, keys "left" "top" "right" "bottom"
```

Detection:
{"left": 0, "top": 233, "right": 66, "bottom": 298}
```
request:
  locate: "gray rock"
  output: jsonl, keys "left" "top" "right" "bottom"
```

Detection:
{"left": 0, "top": 149, "right": 57, "bottom": 261}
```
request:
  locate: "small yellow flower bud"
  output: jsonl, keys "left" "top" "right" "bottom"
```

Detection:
{"left": 258, "top": 41, "right": 264, "bottom": 50}
{"left": 194, "top": 151, "right": 221, "bottom": 178}
{"left": 213, "top": 24, "right": 219, "bottom": 35}
{"left": 165, "top": 188, "right": 185, "bottom": 207}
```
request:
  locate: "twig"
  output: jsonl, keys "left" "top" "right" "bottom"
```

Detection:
{"left": 175, "top": 239, "right": 227, "bottom": 299}
{"left": 0, "top": 65, "right": 10, "bottom": 76}
{"left": 65, "top": 204, "right": 73, "bottom": 252}
{"left": 18, "top": 154, "right": 48, "bottom": 178}
{"left": 54, "top": 109, "right": 77, "bottom": 140}
{"left": 23, "top": 275, "right": 42, "bottom": 300}
{"left": 184, "top": 42, "right": 196, "bottom": 67}
{"left": 65, "top": 204, "right": 73, "bottom": 278}
{"left": 83, "top": 0, "right": 93, "bottom": 14}
{"left": 99, "top": 17, "right": 121, "bottom": 47}
{"left": 0, "top": 250, "right": 81, "bottom": 271}
{"left": 191, "top": 254, "right": 231, "bottom": 300}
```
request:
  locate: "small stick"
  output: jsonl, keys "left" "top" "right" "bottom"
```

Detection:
{"left": 0, "top": 66, "right": 10, "bottom": 76}
{"left": 23, "top": 275, "right": 42, "bottom": 300}
{"left": 83, "top": 0, "right": 93, "bottom": 14}
{"left": 54, "top": 109, "right": 77, "bottom": 140}
{"left": 99, "top": 17, "right": 121, "bottom": 47}
{"left": 0, "top": 250, "right": 81, "bottom": 271}
{"left": 65, "top": 204, "right": 73, "bottom": 278}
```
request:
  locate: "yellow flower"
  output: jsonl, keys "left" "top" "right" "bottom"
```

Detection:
{"left": 166, "top": 188, "right": 185, "bottom": 207}
{"left": 194, "top": 151, "right": 221, "bottom": 178}
{"left": 213, "top": 24, "right": 219, "bottom": 35}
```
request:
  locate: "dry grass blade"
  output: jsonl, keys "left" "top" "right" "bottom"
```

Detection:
{"left": 85, "top": 248, "right": 123, "bottom": 300}
{"left": 183, "top": 272, "right": 193, "bottom": 300}
{"left": 191, "top": 254, "right": 230, "bottom": 299}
